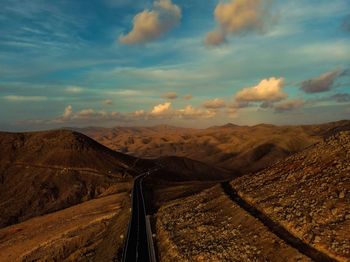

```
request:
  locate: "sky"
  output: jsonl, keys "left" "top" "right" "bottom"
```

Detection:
{"left": 0, "top": 0, "right": 350, "bottom": 131}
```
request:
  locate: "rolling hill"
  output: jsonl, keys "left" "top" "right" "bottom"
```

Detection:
{"left": 78, "top": 120, "right": 350, "bottom": 174}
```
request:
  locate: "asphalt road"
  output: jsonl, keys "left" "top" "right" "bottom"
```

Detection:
{"left": 122, "top": 171, "right": 156, "bottom": 262}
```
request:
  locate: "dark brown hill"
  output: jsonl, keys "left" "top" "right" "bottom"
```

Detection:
{"left": 0, "top": 130, "right": 143, "bottom": 228}
{"left": 154, "top": 156, "right": 232, "bottom": 182}
{"left": 0, "top": 129, "right": 138, "bottom": 173}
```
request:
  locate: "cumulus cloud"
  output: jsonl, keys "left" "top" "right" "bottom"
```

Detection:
{"left": 151, "top": 102, "right": 171, "bottom": 115}
{"left": 177, "top": 105, "right": 216, "bottom": 119}
{"left": 206, "top": 0, "right": 275, "bottom": 46}
{"left": 274, "top": 99, "right": 305, "bottom": 113}
{"left": 65, "top": 86, "right": 83, "bottom": 94}
{"left": 119, "top": 0, "right": 181, "bottom": 44}
{"left": 133, "top": 109, "right": 146, "bottom": 117}
{"left": 62, "top": 105, "right": 73, "bottom": 120}
{"left": 235, "top": 77, "right": 287, "bottom": 102}
{"left": 203, "top": 98, "right": 226, "bottom": 109}
{"left": 163, "top": 92, "right": 178, "bottom": 100}
{"left": 300, "top": 69, "right": 344, "bottom": 93}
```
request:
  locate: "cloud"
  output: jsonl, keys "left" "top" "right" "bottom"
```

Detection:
{"left": 133, "top": 109, "right": 146, "bottom": 117}
{"left": 65, "top": 86, "right": 83, "bottom": 94}
{"left": 3, "top": 95, "right": 47, "bottom": 102}
{"left": 331, "top": 93, "right": 350, "bottom": 103}
{"left": 203, "top": 98, "right": 226, "bottom": 109}
{"left": 205, "top": 30, "right": 227, "bottom": 46}
{"left": 163, "top": 92, "right": 178, "bottom": 100}
{"left": 183, "top": 94, "right": 193, "bottom": 100}
{"left": 206, "top": 0, "right": 275, "bottom": 46}
{"left": 151, "top": 102, "right": 171, "bottom": 115}
{"left": 62, "top": 105, "right": 73, "bottom": 120}
{"left": 274, "top": 99, "right": 305, "bottom": 113}
{"left": 119, "top": 0, "right": 181, "bottom": 44}
{"left": 177, "top": 105, "right": 216, "bottom": 119}
{"left": 300, "top": 69, "right": 343, "bottom": 93}
{"left": 235, "top": 77, "right": 287, "bottom": 102}
{"left": 54, "top": 106, "right": 121, "bottom": 123}
{"left": 103, "top": 99, "right": 113, "bottom": 105}
{"left": 327, "top": 93, "right": 350, "bottom": 103}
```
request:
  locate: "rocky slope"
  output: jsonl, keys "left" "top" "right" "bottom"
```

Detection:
{"left": 154, "top": 130, "right": 350, "bottom": 262}
{"left": 156, "top": 185, "right": 311, "bottom": 262}
{"left": 231, "top": 131, "right": 350, "bottom": 261}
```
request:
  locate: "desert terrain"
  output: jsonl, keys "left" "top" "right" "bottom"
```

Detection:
{"left": 0, "top": 121, "right": 349, "bottom": 261}
{"left": 79, "top": 120, "right": 350, "bottom": 174}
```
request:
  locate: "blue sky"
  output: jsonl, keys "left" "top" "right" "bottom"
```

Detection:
{"left": 0, "top": 0, "right": 349, "bottom": 130}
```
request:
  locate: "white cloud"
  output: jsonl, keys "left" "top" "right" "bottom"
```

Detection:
{"left": 133, "top": 109, "right": 146, "bottom": 117}
{"left": 62, "top": 105, "right": 73, "bottom": 120}
{"left": 151, "top": 102, "right": 171, "bottom": 115}
{"left": 3, "top": 95, "right": 47, "bottom": 102}
{"left": 65, "top": 86, "right": 83, "bottom": 94}
{"left": 177, "top": 105, "right": 217, "bottom": 119}
{"left": 235, "top": 77, "right": 287, "bottom": 102}
{"left": 119, "top": 0, "right": 181, "bottom": 44}
{"left": 203, "top": 98, "right": 226, "bottom": 109}
{"left": 206, "top": 0, "right": 275, "bottom": 46}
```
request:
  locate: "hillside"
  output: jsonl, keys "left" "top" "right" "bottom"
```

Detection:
{"left": 0, "top": 130, "right": 142, "bottom": 228}
{"left": 79, "top": 120, "right": 350, "bottom": 174}
{"left": 231, "top": 131, "right": 350, "bottom": 261}
{"left": 154, "top": 131, "right": 350, "bottom": 261}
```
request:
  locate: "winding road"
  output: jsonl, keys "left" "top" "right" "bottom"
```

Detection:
{"left": 122, "top": 170, "right": 157, "bottom": 262}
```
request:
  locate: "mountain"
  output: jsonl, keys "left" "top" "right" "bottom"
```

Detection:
{"left": 0, "top": 130, "right": 143, "bottom": 228}
{"left": 78, "top": 120, "right": 350, "bottom": 174}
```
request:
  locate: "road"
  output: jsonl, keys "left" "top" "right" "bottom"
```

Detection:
{"left": 122, "top": 170, "right": 157, "bottom": 262}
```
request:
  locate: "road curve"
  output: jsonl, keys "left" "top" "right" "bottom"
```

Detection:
{"left": 122, "top": 171, "right": 157, "bottom": 262}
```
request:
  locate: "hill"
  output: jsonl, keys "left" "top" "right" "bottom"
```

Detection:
{"left": 0, "top": 130, "right": 142, "bottom": 228}
{"left": 231, "top": 131, "right": 350, "bottom": 260}
{"left": 153, "top": 131, "right": 350, "bottom": 261}
{"left": 78, "top": 120, "right": 350, "bottom": 174}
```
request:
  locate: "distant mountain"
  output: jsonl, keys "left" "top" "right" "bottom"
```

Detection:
{"left": 231, "top": 131, "right": 350, "bottom": 261}
{"left": 78, "top": 120, "right": 350, "bottom": 174}
{"left": 0, "top": 130, "right": 144, "bottom": 228}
